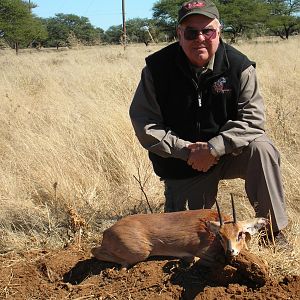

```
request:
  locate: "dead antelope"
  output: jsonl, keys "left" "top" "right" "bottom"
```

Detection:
{"left": 92, "top": 197, "right": 267, "bottom": 269}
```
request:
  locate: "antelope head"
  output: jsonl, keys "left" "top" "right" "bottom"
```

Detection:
{"left": 207, "top": 194, "right": 268, "bottom": 257}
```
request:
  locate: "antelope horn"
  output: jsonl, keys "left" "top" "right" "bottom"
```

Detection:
{"left": 231, "top": 193, "right": 237, "bottom": 224}
{"left": 215, "top": 199, "right": 223, "bottom": 226}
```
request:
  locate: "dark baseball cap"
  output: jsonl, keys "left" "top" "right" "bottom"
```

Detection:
{"left": 178, "top": 0, "right": 219, "bottom": 24}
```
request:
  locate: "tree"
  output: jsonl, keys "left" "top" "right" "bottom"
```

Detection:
{"left": 266, "top": 0, "right": 300, "bottom": 39}
{"left": 125, "top": 18, "right": 156, "bottom": 44}
{"left": 95, "top": 28, "right": 106, "bottom": 44}
{"left": 152, "top": 0, "right": 185, "bottom": 39}
{"left": 216, "top": 0, "right": 270, "bottom": 42}
{"left": 44, "top": 13, "right": 102, "bottom": 48}
{"left": 43, "top": 16, "right": 69, "bottom": 48}
{"left": 25, "top": 16, "right": 48, "bottom": 48}
{"left": 103, "top": 25, "right": 123, "bottom": 44}
{"left": 152, "top": 0, "right": 185, "bottom": 24}
{"left": 103, "top": 18, "right": 159, "bottom": 44}
{"left": 0, "top": 0, "right": 47, "bottom": 53}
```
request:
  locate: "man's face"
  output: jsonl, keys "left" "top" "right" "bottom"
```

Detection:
{"left": 177, "top": 15, "right": 220, "bottom": 67}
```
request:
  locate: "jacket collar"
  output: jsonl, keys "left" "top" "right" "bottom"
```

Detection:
{"left": 212, "top": 39, "right": 230, "bottom": 76}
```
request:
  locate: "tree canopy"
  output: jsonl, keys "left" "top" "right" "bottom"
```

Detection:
{"left": 152, "top": 0, "right": 185, "bottom": 38}
{"left": 217, "top": 0, "right": 270, "bottom": 41}
{"left": 152, "top": 0, "right": 185, "bottom": 24}
{"left": 266, "top": 0, "right": 300, "bottom": 38}
{"left": 44, "top": 13, "right": 102, "bottom": 48}
{"left": 0, "top": 0, "right": 47, "bottom": 53}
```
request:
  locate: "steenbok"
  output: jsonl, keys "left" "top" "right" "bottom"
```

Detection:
{"left": 92, "top": 197, "right": 267, "bottom": 269}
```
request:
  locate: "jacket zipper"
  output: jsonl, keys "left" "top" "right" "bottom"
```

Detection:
{"left": 197, "top": 89, "right": 202, "bottom": 107}
{"left": 192, "top": 79, "right": 202, "bottom": 107}
{"left": 191, "top": 78, "right": 202, "bottom": 135}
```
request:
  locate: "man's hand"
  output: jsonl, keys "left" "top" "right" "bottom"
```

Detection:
{"left": 186, "top": 142, "right": 219, "bottom": 172}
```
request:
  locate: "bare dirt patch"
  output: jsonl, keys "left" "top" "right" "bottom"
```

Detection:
{"left": 0, "top": 245, "right": 299, "bottom": 299}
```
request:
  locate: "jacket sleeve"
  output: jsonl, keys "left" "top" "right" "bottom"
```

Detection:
{"left": 129, "top": 66, "right": 191, "bottom": 160}
{"left": 208, "top": 65, "right": 265, "bottom": 156}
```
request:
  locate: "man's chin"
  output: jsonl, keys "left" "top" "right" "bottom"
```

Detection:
{"left": 192, "top": 54, "right": 209, "bottom": 66}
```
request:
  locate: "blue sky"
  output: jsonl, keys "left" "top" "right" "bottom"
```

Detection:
{"left": 32, "top": 0, "right": 157, "bottom": 30}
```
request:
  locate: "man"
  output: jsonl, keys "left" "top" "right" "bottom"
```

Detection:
{"left": 129, "top": 0, "right": 288, "bottom": 242}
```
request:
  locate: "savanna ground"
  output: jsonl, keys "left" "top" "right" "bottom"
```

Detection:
{"left": 0, "top": 37, "right": 299, "bottom": 299}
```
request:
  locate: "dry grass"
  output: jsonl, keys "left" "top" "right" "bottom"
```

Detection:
{"left": 0, "top": 38, "right": 299, "bottom": 277}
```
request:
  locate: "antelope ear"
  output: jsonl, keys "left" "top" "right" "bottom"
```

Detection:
{"left": 244, "top": 232, "right": 251, "bottom": 248}
{"left": 240, "top": 217, "right": 268, "bottom": 236}
{"left": 206, "top": 221, "right": 221, "bottom": 234}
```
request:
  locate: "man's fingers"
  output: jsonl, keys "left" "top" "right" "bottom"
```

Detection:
{"left": 186, "top": 142, "right": 207, "bottom": 149}
{"left": 186, "top": 143, "right": 198, "bottom": 150}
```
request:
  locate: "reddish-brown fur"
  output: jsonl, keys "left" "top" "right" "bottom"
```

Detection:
{"left": 91, "top": 209, "right": 267, "bottom": 269}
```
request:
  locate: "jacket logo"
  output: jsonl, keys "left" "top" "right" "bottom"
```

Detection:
{"left": 212, "top": 77, "right": 232, "bottom": 94}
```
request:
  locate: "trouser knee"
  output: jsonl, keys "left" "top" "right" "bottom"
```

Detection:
{"left": 246, "top": 136, "right": 281, "bottom": 166}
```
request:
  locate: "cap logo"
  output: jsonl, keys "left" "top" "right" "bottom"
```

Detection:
{"left": 185, "top": 1, "right": 206, "bottom": 10}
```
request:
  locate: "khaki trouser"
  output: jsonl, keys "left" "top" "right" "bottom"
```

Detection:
{"left": 163, "top": 134, "right": 288, "bottom": 232}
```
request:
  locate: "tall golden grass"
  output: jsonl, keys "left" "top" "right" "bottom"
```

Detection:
{"left": 0, "top": 38, "right": 299, "bottom": 277}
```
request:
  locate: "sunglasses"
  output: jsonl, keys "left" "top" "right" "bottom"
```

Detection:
{"left": 182, "top": 28, "right": 217, "bottom": 40}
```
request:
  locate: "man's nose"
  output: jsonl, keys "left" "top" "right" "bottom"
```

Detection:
{"left": 195, "top": 33, "right": 206, "bottom": 41}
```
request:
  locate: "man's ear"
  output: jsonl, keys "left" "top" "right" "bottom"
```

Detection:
{"left": 176, "top": 26, "right": 182, "bottom": 43}
{"left": 206, "top": 221, "right": 221, "bottom": 234}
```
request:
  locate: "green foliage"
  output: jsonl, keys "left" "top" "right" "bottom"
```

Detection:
{"left": 152, "top": 0, "right": 185, "bottom": 38}
{"left": 217, "top": 0, "right": 300, "bottom": 40}
{"left": 44, "top": 13, "right": 101, "bottom": 48}
{"left": 217, "top": 0, "right": 269, "bottom": 40}
{"left": 43, "top": 17, "right": 69, "bottom": 48}
{"left": 103, "top": 25, "right": 123, "bottom": 44}
{"left": 95, "top": 28, "right": 106, "bottom": 43}
{"left": 126, "top": 18, "right": 152, "bottom": 43}
{"left": 0, "top": 0, "right": 47, "bottom": 51}
{"left": 103, "top": 18, "right": 159, "bottom": 44}
{"left": 152, "top": 0, "right": 185, "bottom": 24}
{"left": 266, "top": 0, "right": 300, "bottom": 38}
